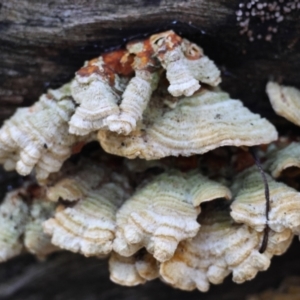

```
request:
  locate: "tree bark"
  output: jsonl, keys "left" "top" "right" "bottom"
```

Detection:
{"left": 1, "top": 0, "right": 299, "bottom": 125}
{"left": 0, "top": 239, "right": 299, "bottom": 300}
{"left": 0, "top": 0, "right": 300, "bottom": 299}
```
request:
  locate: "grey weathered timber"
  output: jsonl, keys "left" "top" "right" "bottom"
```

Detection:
{"left": 0, "top": 1, "right": 300, "bottom": 299}
{"left": 0, "top": 0, "right": 299, "bottom": 127}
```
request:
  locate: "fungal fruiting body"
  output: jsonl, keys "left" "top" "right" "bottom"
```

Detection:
{"left": 150, "top": 30, "right": 200, "bottom": 96}
{"left": 68, "top": 30, "right": 222, "bottom": 136}
{"left": 160, "top": 206, "right": 292, "bottom": 291}
{"left": 266, "top": 81, "right": 300, "bottom": 127}
{"left": 0, "top": 83, "right": 90, "bottom": 181}
{"left": 264, "top": 142, "right": 300, "bottom": 179}
{"left": 0, "top": 143, "right": 299, "bottom": 289}
{"left": 181, "top": 38, "right": 221, "bottom": 87}
{"left": 98, "top": 88, "right": 278, "bottom": 159}
{"left": 0, "top": 30, "right": 277, "bottom": 181}
{"left": 43, "top": 159, "right": 131, "bottom": 256}
{"left": 0, "top": 29, "right": 298, "bottom": 293}
{"left": 149, "top": 30, "right": 221, "bottom": 97}
{"left": 0, "top": 183, "right": 58, "bottom": 262}
{"left": 230, "top": 166, "right": 300, "bottom": 234}
{"left": 113, "top": 171, "right": 231, "bottom": 262}
{"left": 68, "top": 50, "right": 133, "bottom": 136}
{"left": 106, "top": 40, "right": 161, "bottom": 135}
{"left": 109, "top": 250, "right": 159, "bottom": 286}
{"left": 24, "top": 199, "right": 58, "bottom": 257}
{"left": 0, "top": 188, "right": 29, "bottom": 262}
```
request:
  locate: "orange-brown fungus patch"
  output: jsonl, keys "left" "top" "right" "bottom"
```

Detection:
{"left": 103, "top": 49, "right": 134, "bottom": 76}
{"left": 76, "top": 64, "right": 116, "bottom": 86}
{"left": 134, "top": 39, "right": 159, "bottom": 72}
{"left": 77, "top": 65, "right": 102, "bottom": 77}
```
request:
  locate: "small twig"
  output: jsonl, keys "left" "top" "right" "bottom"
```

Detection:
{"left": 249, "top": 146, "right": 270, "bottom": 253}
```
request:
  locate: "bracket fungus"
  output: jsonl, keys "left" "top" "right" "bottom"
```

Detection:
{"left": 160, "top": 205, "right": 292, "bottom": 292}
{"left": 43, "top": 159, "right": 132, "bottom": 257}
{"left": 106, "top": 39, "right": 161, "bottom": 135}
{"left": 113, "top": 170, "right": 231, "bottom": 262}
{"left": 230, "top": 166, "right": 300, "bottom": 234}
{"left": 0, "top": 188, "right": 29, "bottom": 262}
{"left": 149, "top": 30, "right": 221, "bottom": 97}
{"left": 266, "top": 81, "right": 300, "bottom": 127}
{"left": 0, "top": 83, "right": 91, "bottom": 181}
{"left": 98, "top": 88, "right": 277, "bottom": 159}
{"left": 109, "top": 250, "right": 159, "bottom": 286}
{"left": 68, "top": 30, "right": 222, "bottom": 136}
{"left": 1, "top": 29, "right": 299, "bottom": 293}
{"left": 264, "top": 142, "right": 300, "bottom": 179}
{"left": 68, "top": 50, "right": 133, "bottom": 136}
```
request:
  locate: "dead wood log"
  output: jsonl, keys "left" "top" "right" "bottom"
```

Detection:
{"left": 0, "top": 1, "right": 300, "bottom": 299}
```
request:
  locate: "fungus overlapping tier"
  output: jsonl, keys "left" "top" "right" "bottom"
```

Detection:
{"left": 0, "top": 184, "right": 58, "bottom": 262}
{"left": 0, "top": 83, "right": 92, "bottom": 181}
{"left": 0, "top": 30, "right": 300, "bottom": 292}
{"left": 98, "top": 88, "right": 277, "bottom": 159}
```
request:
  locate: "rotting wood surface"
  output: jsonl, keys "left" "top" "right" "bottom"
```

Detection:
{"left": 0, "top": 1, "right": 300, "bottom": 299}
{"left": 0, "top": 0, "right": 299, "bottom": 128}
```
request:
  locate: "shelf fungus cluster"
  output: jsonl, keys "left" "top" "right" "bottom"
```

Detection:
{"left": 0, "top": 30, "right": 300, "bottom": 292}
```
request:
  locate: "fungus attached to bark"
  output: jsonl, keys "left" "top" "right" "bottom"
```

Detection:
{"left": 160, "top": 205, "right": 292, "bottom": 292}
{"left": 0, "top": 83, "right": 91, "bottom": 181}
{"left": 0, "top": 28, "right": 296, "bottom": 294}
{"left": 43, "top": 159, "right": 131, "bottom": 257}
{"left": 266, "top": 81, "right": 300, "bottom": 127}
{"left": 113, "top": 170, "right": 231, "bottom": 262}
{"left": 98, "top": 88, "right": 278, "bottom": 160}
